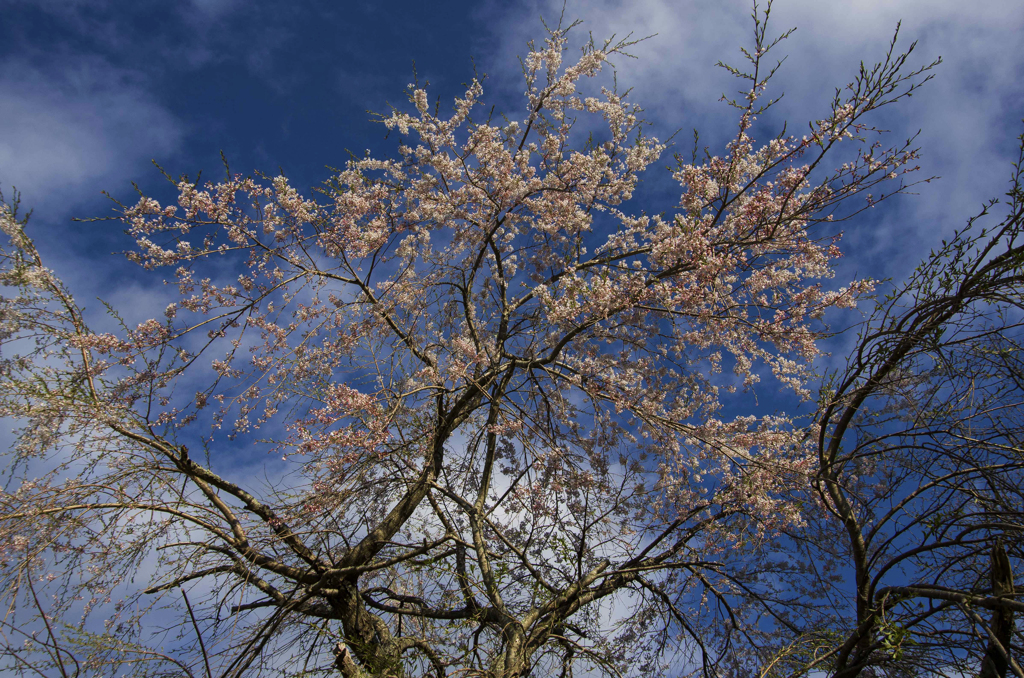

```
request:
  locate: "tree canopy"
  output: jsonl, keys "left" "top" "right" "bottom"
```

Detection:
{"left": 3, "top": 6, "right": 1021, "bottom": 678}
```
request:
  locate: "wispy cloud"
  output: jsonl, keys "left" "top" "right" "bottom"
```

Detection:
{"left": 0, "top": 56, "right": 183, "bottom": 217}
{"left": 474, "top": 0, "right": 1023, "bottom": 280}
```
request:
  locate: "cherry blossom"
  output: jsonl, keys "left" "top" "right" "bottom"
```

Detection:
{"left": 0, "top": 12, "right": 941, "bottom": 678}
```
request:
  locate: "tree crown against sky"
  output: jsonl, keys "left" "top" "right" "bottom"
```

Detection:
{"left": 0, "top": 2, "right": 1022, "bottom": 678}
{"left": 797, "top": 135, "right": 1024, "bottom": 677}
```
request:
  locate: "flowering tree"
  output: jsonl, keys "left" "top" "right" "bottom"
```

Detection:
{"left": 0, "top": 7, "right": 937, "bottom": 678}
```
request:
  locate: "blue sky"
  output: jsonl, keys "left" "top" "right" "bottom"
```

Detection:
{"left": 1, "top": 0, "right": 1022, "bottom": 362}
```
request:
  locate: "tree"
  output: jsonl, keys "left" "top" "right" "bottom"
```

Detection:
{"left": 761, "top": 129, "right": 1024, "bottom": 678}
{"left": 0, "top": 6, "right": 938, "bottom": 678}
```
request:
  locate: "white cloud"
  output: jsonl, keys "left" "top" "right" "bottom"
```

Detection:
{"left": 0, "top": 57, "right": 184, "bottom": 215}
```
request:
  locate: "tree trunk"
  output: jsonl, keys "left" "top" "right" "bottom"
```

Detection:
{"left": 979, "top": 541, "right": 1015, "bottom": 678}
{"left": 330, "top": 581, "right": 405, "bottom": 678}
{"left": 490, "top": 625, "right": 530, "bottom": 678}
